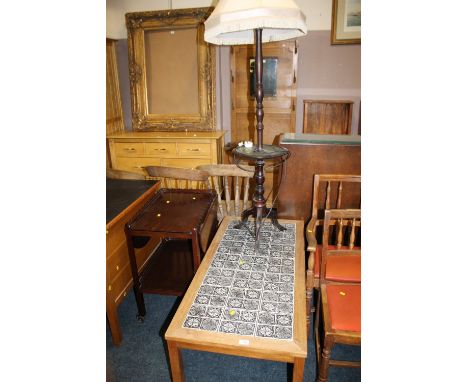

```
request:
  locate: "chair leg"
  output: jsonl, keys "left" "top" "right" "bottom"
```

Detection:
{"left": 314, "top": 289, "right": 321, "bottom": 341}
{"left": 317, "top": 336, "right": 332, "bottom": 382}
{"left": 306, "top": 270, "right": 313, "bottom": 334}
{"left": 306, "top": 248, "right": 316, "bottom": 335}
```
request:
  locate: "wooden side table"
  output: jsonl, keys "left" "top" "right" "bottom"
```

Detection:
{"left": 165, "top": 216, "right": 307, "bottom": 381}
{"left": 125, "top": 188, "right": 218, "bottom": 320}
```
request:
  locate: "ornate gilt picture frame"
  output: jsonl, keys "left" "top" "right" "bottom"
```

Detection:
{"left": 126, "top": 7, "right": 216, "bottom": 131}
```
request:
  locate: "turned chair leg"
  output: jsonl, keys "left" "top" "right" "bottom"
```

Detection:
{"left": 306, "top": 270, "right": 313, "bottom": 334}
{"left": 317, "top": 337, "right": 332, "bottom": 382}
{"left": 306, "top": 248, "right": 316, "bottom": 335}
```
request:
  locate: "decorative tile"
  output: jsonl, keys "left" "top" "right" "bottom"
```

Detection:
{"left": 274, "top": 326, "right": 293, "bottom": 339}
{"left": 276, "top": 314, "right": 293, "bottom": 326}
{"left": 277, "top": 303, "right": 293, "bottom": 314}
{"left": 184, "top": 316, "right": 201, "bottom": 329}
{"left": 200, "top": 318, "right": 219, "bottom": 331}
{"left": 262, "top": 291, "right": 279, "bottom": 302}
{"left": 260, "top": 301, "right": 278, "bottom": 313}
{"left": 242, "top": 299, "right": 259, "bottom": 310}
{"left": 256, "top": 325, "right": 275, "bottom": 338}
{"left": 226, "top": 298, "right": 243, "bottom": 309}
{"left": 206, "top": 306, "right": 222, "bottom": 318}
{"left": 195, "top": 294, "right": 210, "bottom": 305}
{"left": 233, "top": 279, "right": 248, "bottom": 288}
{"left": 189, "top": 304, "right": 207, "bottom": 317}
{"left": 184, "top": 220, "right": 296, "bottom": 340}
{"left": 198, "top": 285, "right": 214, "bottom": 295}
{"left": 223, "top": 308, "right": 241, "bottom": 321}
{"left": 219, "top": 320, "right": 238, "bottom": 333}
{"left": 244, "top": 289, "right": 261, "bottom": 300}
{"left": 229, "top": 288, "right": 245, "bottom": 299}
{"left": 209, "top": 296, "right": 227, "bottom": 306}
{"left": 236, "top": 322, "right": 255, "bottom": 336}
{"left": 258, "top": 312, "right": 276, "bottom": 325}
{"left": 240, "top": 310, "right": 257, "bottom": 322}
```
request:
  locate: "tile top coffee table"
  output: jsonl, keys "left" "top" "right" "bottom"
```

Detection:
{"left": 165, "top": 216, "right": 307, "bottom": 382}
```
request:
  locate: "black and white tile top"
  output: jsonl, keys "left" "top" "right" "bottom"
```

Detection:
{"left": 183, "top": 220, "right": 296, "bottom": 340}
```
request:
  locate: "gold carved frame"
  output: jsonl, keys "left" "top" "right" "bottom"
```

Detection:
{"left": 126, "top": 7, "right": 216, "bottom": 131}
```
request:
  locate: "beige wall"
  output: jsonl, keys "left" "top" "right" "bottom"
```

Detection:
{"left": 295, "top": 30, "right": 361, "bottom": 134}
{"left": 107, "top": 0, "right": 334, "bottom": 39}
{"left": 110, "top": 1, "right": 361, "bottom": 140}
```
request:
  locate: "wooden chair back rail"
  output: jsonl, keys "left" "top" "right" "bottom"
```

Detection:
{"left": 334, "top": 217, "right": 359, "bottom": 249}
{"left": 106, "top": 168, "right": 146, "bottom": 180}
{"left": 144, "top": 166, "right": 210, "bottom": 190}
{"left": 312, "top": 176, "right": 361, "bottom": 226}
{"left": 197, "top": 164, "right": 254, "bottom": 219}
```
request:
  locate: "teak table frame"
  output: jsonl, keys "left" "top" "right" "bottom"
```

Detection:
{"left": 165, "top": 216, "right": 307, "bottom": 382}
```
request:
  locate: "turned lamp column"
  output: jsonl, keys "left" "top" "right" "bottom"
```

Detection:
{"left": 253, "top": 28, "right": 267, "bottom": 222}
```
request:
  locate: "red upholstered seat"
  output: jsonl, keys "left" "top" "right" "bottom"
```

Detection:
{"left": 326, "top": 284, "right": 361, "bottom": 332}
{"left": 325, "top": 255, "right": 360, "bottom": 282}
{"left": 313, "top": 245, "right": 361, "bottom": 281}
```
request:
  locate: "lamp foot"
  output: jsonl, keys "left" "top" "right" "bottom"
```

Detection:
{"left": 234, "top": 206, "right": 286, "bottom": 233}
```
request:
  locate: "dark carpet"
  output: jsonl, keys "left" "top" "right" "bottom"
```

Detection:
{"left": 106, "top": 294, "right": 360, "bottom": 381}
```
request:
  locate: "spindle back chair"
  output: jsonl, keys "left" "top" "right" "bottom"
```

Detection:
{"left": 305, "top": 174, "right": 361, "bottom": 332}
{"left": 315, "top": 209, "right": 361, "bottom": 381}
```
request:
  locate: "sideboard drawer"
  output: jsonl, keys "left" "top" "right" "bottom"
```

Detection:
{"left": 145, "top": 142, "right": 177, "bottom": 156}
{"left": 114, "top": 142, "right": 144, "bottom": 157}
{"left": 114, "top": 157, "right": 161, "bottom": 175}
{"left": 178, "top": 143, "right": 211, "bottom": 157}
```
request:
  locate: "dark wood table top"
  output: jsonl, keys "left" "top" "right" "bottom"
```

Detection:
{"left": 106, "top": 178, "right": 157, "bottom": 224}
{"left": 126, "top": 188, "right": 217, "bottom": 234}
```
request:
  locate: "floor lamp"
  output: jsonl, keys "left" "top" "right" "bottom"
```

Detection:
{"left": 204, "top": 0, "right": 307, "bottom": 242}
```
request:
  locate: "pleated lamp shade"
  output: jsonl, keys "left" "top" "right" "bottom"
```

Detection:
{"left": 204, "top": 0, "right": 307, "bottom": 45}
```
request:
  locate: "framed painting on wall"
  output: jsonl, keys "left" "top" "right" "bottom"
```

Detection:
{"left": 331, "top": 0, "right": 361, "bottom": 45}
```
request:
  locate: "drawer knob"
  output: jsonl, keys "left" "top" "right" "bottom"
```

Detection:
{"left": 154, "top": 148, "right": 167, "bottom": 151}
{"left": 186, "top": 148, "right": 200, "bottom": 152}
{"left": 124, "top": 148, "right": 136, "bottom": 151}
{"left": 108, "top": 284, "right": 112, "bottom": 291}
{"left": 116, "top": 265, "right": 119, "bottom": 271}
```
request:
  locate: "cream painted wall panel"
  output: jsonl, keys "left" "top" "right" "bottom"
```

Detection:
{"left": 107, "top": 0, "right": 334, "bottom": 39}
{"left": 295, "top": 0, "right": 332, "bottom": 31}
{"left": 106, "top": 1, "right": 126, "bottom": 39}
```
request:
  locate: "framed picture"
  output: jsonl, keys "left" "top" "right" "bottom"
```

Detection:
{"left": 331, "top": 0, "right": 361, "bottom": 45}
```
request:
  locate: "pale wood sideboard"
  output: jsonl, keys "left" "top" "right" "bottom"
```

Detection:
{"left": 107, "top": 131, "right": 225, "bottom": 176}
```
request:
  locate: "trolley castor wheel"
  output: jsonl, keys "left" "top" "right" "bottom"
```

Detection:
{"left": 136, "top": 314, "right": 145, "bottom": 323}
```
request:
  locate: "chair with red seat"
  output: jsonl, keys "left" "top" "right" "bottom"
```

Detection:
{"left": 314, "top": 209, "right": 361, "bottom": 382}
{"left": 305, "top": 174, "right": 361, "bottom": 332}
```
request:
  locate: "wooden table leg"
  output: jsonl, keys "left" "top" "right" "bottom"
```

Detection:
{"left": 191, "top": 229, "right": 201, "bottom": 271}
{"left": 292, "top": 357, "right": 305, "bottom": 382}
{"left": 167, "top": 341, "right": 185, "bottom": 382}
{"left": 106, "top": 302, "right": 122, "bottom": 346}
